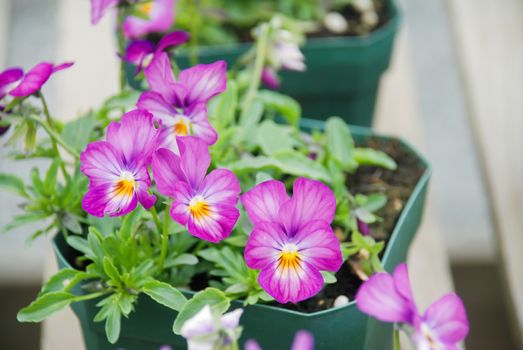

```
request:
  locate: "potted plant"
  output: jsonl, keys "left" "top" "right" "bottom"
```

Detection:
{"left": 0, "top": 3, "right": 435, "bottom": 350}
{"left": 119, "top": 0, "right": 400, "bottom": 127}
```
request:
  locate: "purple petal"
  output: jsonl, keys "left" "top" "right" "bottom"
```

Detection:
{"left": 52, "top": 62, "right": 74, "bottom": 73}
{"left": 151, "top": 148, "right": 184, "bottom": 198}
{"left": 0, "top": 68, "right": 24, "bottom": 99}
{"left": 90, "top": 0, "right": 119, "bottom": 25}
{"left": 80, "top": 141, "right": 124, "bottom": 186}
{"left": 293, "top": 220, "right": 342, "bottom": 272}
{"left": 220, "top": 308, "right": 243, "bottom": 330}
{"left": 291, "top": 331, "right": 314, "bottom": 350}
{"left": 244, "top": 340, "right": 262, "bottom": 350}
{"left": 198, "top": 169, "right": 240, "bottom": 206}
{"left": 185, "top": 103, "right": 217, "bottom": 145}
{"left": 178, "top": 60, "right": 227, "bottom": 105}
{"left": 423, "top": 293, "right": 469, "bottom": 343}
{"left": 106, "top": 109, "right": 159, "bottom": 166}
{"left": 261, "top": 67, "right": 280, "bottom": 90}
{"left": 393, "top": 263, "right": 415, "bottom": 307}
{"left": 156, "top": 31, "right": 190, "bottom": 53}
{"left": 135, "top": 179, "right": 156, "bottom": 209}
{"left": 122, "top": 0, "right": 175, "bottom": 39}
{"left": 356, "top": 272, "right": 415, "bottom": 324}
{"left": 170, "top": 181, "right": 193, "bottom": 226}
{"left": 137, "top": 91, "right": 177, "bottom": 124}
{"left": 9, "top": 62, "right": 53, "bottom": 97}
{"left": 241, "top": 180, "right": 289, "bottom": 226}
{"left": 144, "top": 52, "right": 184, "bottom": 105}
{"left": 258, "top": 258, "right": 323, "bottom": 304}
{"left": 245, "top": 221, "right": 286, "bottom": 270}
{"left": 177, "top": 136, "right": 210, "bottom": 189}
{"left": 124, "top": 40, "right": 155, "bottom": 67}
{"left": 187, "top": 202, "right": 239, "bottom": 243}
{"left": 82, "top": 182, "right": 139, "bottom": 217}
{"left": 279, "top": 178, "right": 336, "bottom": 234}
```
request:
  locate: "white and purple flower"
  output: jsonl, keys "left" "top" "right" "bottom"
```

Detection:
{"left": 152, "top": 136, "right": 240, "bottom": 243}
{"left": 0, "top": 62, "right": 73, "bottom": 99}
{"left": 242, "top": 178, "right": 343, "bottom": 304}
{"left": 80, "top": 109, "right": 160, "bottom": 217}
{"left": 123, "top": 0, "right": 175, "bottom": 39}
{"left": 245, "top": 330, "right": 314, "bottom": 350}
{"left": 138, "top": 52, "right": 225, "bottom": 153}
{"left": 356, "top": 263, "right": 469, "bottom": 350}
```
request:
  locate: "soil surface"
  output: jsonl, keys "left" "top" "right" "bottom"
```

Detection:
{"left": 279, "top": 137, "right": 426, "bottom": 313}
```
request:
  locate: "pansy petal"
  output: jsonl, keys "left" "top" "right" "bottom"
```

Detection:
{"left": 151, "top": 148, "right": 184, "bottom": 197}
{"left": 294, "top": 220, "right": 342, "bottom": 272}
{"left": 220, "top": 309, "right": 243, "bottom": 330}
{"left": 123, "top": 0, "right": 175, "bottom": 39}
{"left": 9, "top": 62, "right": 53, "bottom": 97}
{"left": 80, "top": 141, "right": 124, "bottom": 186}
{"left": 137, "top": 91, "right": 177, "bottom": 125}
{"left": 90, "top": 0, "right": 118, "bottom": 24}
{"left": 0, "top": 67, "right": 23, "bottom": 99}
{"left": 135, "top": 181, "right": 156, "bottom": 209}
{"left": 244, "top": 340, "right": 262, "bottom": 350}
{"left": 156, "top": 31, "right": 190, "bottom": 53}
{"left": 245, "top": 221, "right": 286, "bottom": 270}
{"left": 356, "top": 272, "right": 414, "bottom": 324}
{"left": 186, "top": 103, "right": 217, "bottom": 145}
{"left": 82, "top": 183, "right": 138, "bottom": 218}
{"left": 177, "top": 136, "right": 210, "bottom": 189}
{"left": 187, "top": 203, "right": 239, "bottom": 243}
{"left": 52, "top": 62, "right": 74, "bottom": 73}
{"left": 393, "top": 263, "right": 415, "bottom": 305}
{"left": 279, "top": 177, "right": 336, "bottom": 234}
{"left": 124, "top": 40, "right": 155, "bottom": 66}
{"left": 106, "top": 109, "right": 159, "bottom": 166}
{"left": 261, "top": 66, "right": 280, "bottom": 90}
{"left": 259, "top": 259, "right": 323, "bottom": 304}
{"left": 170, "top": 180, "right": 193, "bottom": 226}
{"left": 423, "top": 293, "right": 469, "bottom": 343}
{"left": 144, "top": 52, "right": 183, "bottom": 105}
{"left": 198, "top": 169, "right": 240, "bottom": 206}
{"left": 291, "top": 331, "right": 314, "bottom": 350}
{"left": 241, "top": 180, "right": 289, "bottom": 226}
{"left": 179, "top": 61, "right": 227, "bottom": 105}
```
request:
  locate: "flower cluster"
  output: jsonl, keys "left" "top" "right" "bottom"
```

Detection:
{"left": 356, "top": 263, "right": 469, "bottom": 349}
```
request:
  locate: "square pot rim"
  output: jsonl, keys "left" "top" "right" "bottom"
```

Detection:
{"left": 179, "top": 0, "right": 400, "bottom": 56}
{"left": 53, "top": 117, "right": 431, "bottom": 320}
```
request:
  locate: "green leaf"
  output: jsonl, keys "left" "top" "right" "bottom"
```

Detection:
{"left": 103, "top": 257, "right": 121, "bottom": 282}
{"left": 354, "top": 148, "right": 397, "bottom": 170}
{"left": 105, "top": 300, "right": 121, "bottom": 344}
{"left": 30, "top": 167, "right": 46, "bottom": 196}
{"left": 61, "top": 213, "right": 83, "bottom": 235}
{"left": 354, "top": 208, "right": 376, "bottom": 224}
{"left": 325, "top": 117, "right": 357, "bottom": 172}
{"left": 257, "top": 120, "right": 294, "bottom": 155}
{"left": 164, "top": 254, "right": 198, "bottom": 268}
{"left": 361, "top": 193, "right": 388, "bottom": 212}
{"left": 17, "top": 292, "right": 74, "bottom": 322}
{"left": 44, "top": 159, "right": 60, "bottom": 194}
{"left": 321, "top": 271, "right": 337, "bottom": 284}
{"left": 3, "top": 213, "right": 48, "bottom": 232}
{"left": 66, "top": 236, "right": 93, "bottom": 256}
{"left": 209, "top": 80, "right": 238, "bottom": 130}
{"left": 142, "top": 280, "right": 187, "bottom": 311}
{"left": 24, "top": 120, "right": 37, "bottom": 153}
{"left": 256, "top": 90, "right": 301, "bottom": 126}
{"left": 39, "top": 269, "right": 84, "bottom": 296}
{"left": 273, "top": 150, "right": 331, "bottom": 182}
{"left": 61, "top": 113, "right": 96, "bottom": 152}
{"left": 173, "top": 288, "right": 230, "bottom": 334}
{"left": 0, "top": 173, "right": 29, "bottom": 198}
{"left": 226, "top": 156, "right": 281, "bottom": 174}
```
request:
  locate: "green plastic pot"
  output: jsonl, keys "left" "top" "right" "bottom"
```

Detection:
{"left": 53, "top": 119, "right": 430, "bottom": 350}
{"left": 126, "top": 0, "right": 400, "bottom": 127}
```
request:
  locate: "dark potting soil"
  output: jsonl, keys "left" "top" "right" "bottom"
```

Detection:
{"left": 279, "top": 137, "right": 425, "bottom": 313}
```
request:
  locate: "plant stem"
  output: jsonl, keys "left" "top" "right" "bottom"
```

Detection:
{"left": 27, "top": 114, "right": 79, "bottom": 159}
{"left": 188, "top": 1, "right": 200, "bottom": 66}
{"left": 72, "top": 290, "right": 110, "bottom": 303}
{"left": 39, "top": 94, "right": 69, "bottom": 179}
{"left": 116, "top": 7, "right": 128, "bottom": 91}
{"left": 149, "top": 206, "right": 163, "bottom": 234}
{"left": 393, "top": 327, "right": 401, "bottom": 350}
{"left": 157, "top": 210, "right": 170, "bottom": 270}
{"left": 241, "top": 23, "right": 269, "bottom": 118}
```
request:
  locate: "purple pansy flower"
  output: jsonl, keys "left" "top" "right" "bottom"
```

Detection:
{"left": 123, "top": 0, "right": 175, "bottom": 39}
{"left": 356, "top": 263, "right": 469, "bottom": 350}
{"left": 151, "top": 136, "right": 240, "bottom": 243}
{"left": 242, "top": 178, "right": 343, "bottom": 304}
{"left": 0, "top": 62, "right": 73, "bottom": 99}
{"left": 138, "top": 52, "right": 225, "bottom": 153}
{"left": 80, "top": 109, "right": 160, "bottom": 217}
{"left": 123, "top": 31, "right": 189, "bottom": 74}
{"left": 245, "top": 330, "right": 314, "bottom": 350}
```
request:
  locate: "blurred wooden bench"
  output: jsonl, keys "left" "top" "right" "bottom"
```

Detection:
{"left": 41, "top": 2, "right": 455, "bottom": 349}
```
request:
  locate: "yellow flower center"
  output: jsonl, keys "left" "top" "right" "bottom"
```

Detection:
{"left": 188, "top": 197, "right": 212, "bottom": 220}
{"left": 279, "top": 244, "right": 301, "bottom": 270}
{"left": 137, "top": 2, "right": 154, "bottom": 16}
{"left": 174, "top": 119, "right": 190, "bottom": 136}
{"left": 113, "top": 172, "right": 136, "bottom": 198}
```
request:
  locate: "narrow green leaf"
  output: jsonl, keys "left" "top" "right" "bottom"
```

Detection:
{"left": 142, "top": 280, "right": 187, "bottom": 311}
{"left": 105, "top": 300, "right": 121, "bottom": 344}
{"left": 354, "top": 148, "right": 397, "bottom": 170}
{"left": 3, "top": 213, "right": 48, "bottom": 232}
{"left": 39, "top": 269, "right": 83, "bottom": 296}
{"left": 325, "top": 117, "right": 357, "bottom": 172}
{"left": 66, "top": 236, "right": 93, "bottom": 256}
{"left": 103, "top": 257, "right": 121, "bottom": 282}
{"left": 44, "top": 159, "right": 60, "bottom": 194}
{"left": 0, "top": 173, "right": 29, "bottom": 198}
{"left": 164, "top": 254, "right": 198, "bottom": 268}
{"left": 172, "top": 288, "right": 230, "bottom": 334}
{"left": 17, "top": 292, "right": 74, "bottom": 322}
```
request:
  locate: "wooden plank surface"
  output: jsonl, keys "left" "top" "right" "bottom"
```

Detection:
{"left": 447, "top": 0, "right": 523, "bottom": 346}
{"left": 41, "top": 7, "right": 454, "bottom": 350}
